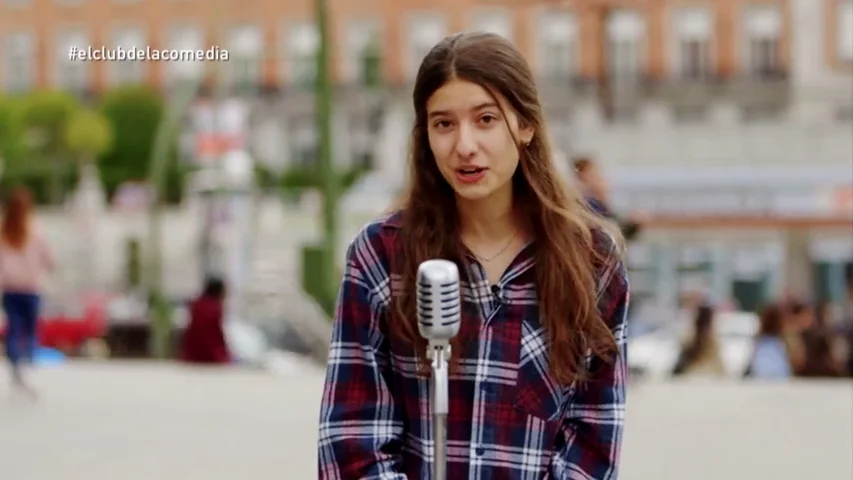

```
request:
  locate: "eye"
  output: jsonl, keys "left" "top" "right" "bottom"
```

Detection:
{"left": 433, "top": 119, "right": 453, "bottom": 130}
{"left": 478, "top": 114, "right": 499, "bottom": 126}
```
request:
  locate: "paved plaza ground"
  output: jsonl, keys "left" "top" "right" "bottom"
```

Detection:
{"left": 1, "top": 361, "right": 850, "bottom": 480}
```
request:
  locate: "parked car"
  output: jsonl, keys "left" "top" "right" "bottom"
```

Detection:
{"left": 0, "top": 292, "right": 109, "bottom": 357}
{"left": 629, "top": 311, "right": 759, "bottom": 379}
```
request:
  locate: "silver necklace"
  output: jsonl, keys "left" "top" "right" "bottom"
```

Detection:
{"left": 470, "top": 231, "right": 518, "bottom": 263}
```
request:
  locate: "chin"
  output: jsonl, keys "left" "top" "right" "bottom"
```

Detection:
{"left": 452, "top": 184, "right": 495, "bottom": 201}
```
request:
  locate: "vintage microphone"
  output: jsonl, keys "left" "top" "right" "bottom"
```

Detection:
{"left": 416, "top": 260, "right": 461, "bottom": 480}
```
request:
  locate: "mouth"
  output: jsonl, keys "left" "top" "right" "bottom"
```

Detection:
{"left": 456, "top": 166, "right": 487, "bottom": 177}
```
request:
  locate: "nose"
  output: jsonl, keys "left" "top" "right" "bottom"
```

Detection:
{"left": 454, "top": 123, "right": 477, "bottom": 158}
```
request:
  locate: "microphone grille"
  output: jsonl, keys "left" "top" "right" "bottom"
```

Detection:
{"left": 416, "top": 260, "right": 461, "bottom": 338}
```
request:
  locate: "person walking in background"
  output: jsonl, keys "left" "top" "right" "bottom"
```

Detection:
{"left": 844, "top": 264, "right": 853, "bottom": 376}
{"left": 672, "top": 303, "right": 726, "bottom": 378}
{"left": 745, "top": 304, "right": 793, "bottom": 380}
{"left": 180, "top": 277, "right": 230, "bottom": 365}
{"left": 573, "top": 156, "right": 645, "bottom": 242}
{"left": 781, "top": 300, "right": 812, "bottom": 375}
{"left": 0, "top": 186, "right": 56, "bottom": 398}
{"left": 798, "top": 331, "right": 845, "bottom": 378}
{"left": 798, "top": 300, "right": 847, "bottom": 377}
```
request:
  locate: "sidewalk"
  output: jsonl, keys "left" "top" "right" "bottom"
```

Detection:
{"left": 0, "top": 361, "right": 325, "bottom": 480}
{"left": 1, "top": 362, "right": 850, "bottom": 480}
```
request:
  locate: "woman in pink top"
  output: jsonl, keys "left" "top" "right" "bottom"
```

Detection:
{"left": 0, "top": 187, "right": 55, "bottom": 396}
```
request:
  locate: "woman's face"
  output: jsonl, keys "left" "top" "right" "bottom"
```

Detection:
{"left": 425, "top": 78, "right": 533, "bottom": 202}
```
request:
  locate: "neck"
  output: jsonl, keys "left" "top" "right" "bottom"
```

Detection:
{"left": 456, "top": 186, "right": 517, "bottom": 241}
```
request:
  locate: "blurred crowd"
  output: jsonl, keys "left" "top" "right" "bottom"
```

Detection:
{"left": 571, "top": 155, "right": 853, "bottom": 381}
{"left": 673, "top": 284, "right": 853, "bottom": 380}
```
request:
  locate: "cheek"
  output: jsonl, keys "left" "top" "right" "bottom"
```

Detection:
{"left": 428, "top": 135, "right": 452, "bottom": 165}
{"left": 486, "top": 134, "right": 520, "bottom": 173}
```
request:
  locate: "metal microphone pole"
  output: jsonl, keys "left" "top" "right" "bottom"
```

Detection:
{"left": 429, "top": 342, "right": 450, "bottom": 480}
{"left": 417, "top": 259, "right": 461, "bottom": 480}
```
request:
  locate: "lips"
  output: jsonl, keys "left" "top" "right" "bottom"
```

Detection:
{"left": 454, "top": 166, "right": 487, "bottom": 184}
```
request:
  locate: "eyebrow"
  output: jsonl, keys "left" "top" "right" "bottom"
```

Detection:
{"left": 427, "top": 102, "right": 499, "bottom": 119}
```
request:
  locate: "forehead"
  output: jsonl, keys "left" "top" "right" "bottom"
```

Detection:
{"left": 426, "top": 78, "right": 506, "bottom": 115}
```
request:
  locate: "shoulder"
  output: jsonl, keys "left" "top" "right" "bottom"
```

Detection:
{"left": 28, "top": 222, "right": 50, "bottom": 244}
{"left": 344, "top": 211, "right": 403, "bottom": 300}
{"left": 590, "top": 227, "right": 629, "bottom": 327}
{"left": 346, "top": 210, "right": 401, "bottom": 263}
{"left": 590, "top": 227, "right": 626, "bottom": 289}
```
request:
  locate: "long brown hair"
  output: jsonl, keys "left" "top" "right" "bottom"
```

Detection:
{"left": 391, "top": 32, "right": 623, "bottom": 385}
{"left": 681, "top": 304, "right": 717, "bottom": 365}
{"left": 757, "top": 304, "right": 785, "bottom": 337}
{"left": 1, "top": 186, "right": 34, "bottom": 250}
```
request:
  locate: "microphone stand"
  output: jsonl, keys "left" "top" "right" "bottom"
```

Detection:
{"left": 428, "top": 343, "right": 450, "bottom": 480}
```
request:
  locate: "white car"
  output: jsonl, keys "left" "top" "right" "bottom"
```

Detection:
{"left": 628, "top": 311, "right": 759, "bottom": 379}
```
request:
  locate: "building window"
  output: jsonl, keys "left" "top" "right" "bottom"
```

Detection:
{"left": 287, "top": 22, "right": 318, "bottom": 89}
{"left": 55, "top": 28, "right": 90, "bottom": 92}
{"left": 227, "top": 24, "right": 262, "bottom": 91}
{"left": 535, "top": 10, "right": 577, "bottom": 80}
{"left": 290, "top": 115, "right": 317, "bottom": 167}
{"left": 743, "top": 5, "right": 783, "bottom": 78}
{"left": 348, "top": 112, "right": 376, "bottom": 169}
{"left": 839, "top": 0, "right": 853, "bottom": 63}
{"left": 469, "top": 9, "right": 513, "bottom": 42}
{"left": 165, "top": 24, "right": 205, "bottom": 84}
{"left": 672, "top": 7, "right": 713, "bottom": 79}
{"left": 406, "top": 14, "right": 447, "bottom": 80}
{"left": 343, "top": 20, "right": 382, "bottom": 86}
{"left": 2, "top": 32, "right": 35, "bottom": 93}
{"left": 107, "top": 26, "right": 146, "bottom": 86}
{"left": 606, "top": 9, "right": 645, "bottom": 83}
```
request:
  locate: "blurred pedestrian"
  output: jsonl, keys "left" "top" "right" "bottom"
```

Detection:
{"left": 782, "top": 300, "right": 811, "bottom": 374}
{"left": 841, "top": 264, "right": 853, "bottom": 376}
{"left": 745, "top": 304, "right": 793, "bottom": 380}
{"left": 798, "top": 331, "right": 844, "bottom": 378}
{"left": 573, "top": 156, "right": 645, "bottom": 241}
{"left": 180, "top": 277, "right": 230, "bottom": 364}
{"left": 672, "top": 303, "right": 726, "bottom": 378}
{"left": 0, "top": 186, "right": 56, "bottom": 398}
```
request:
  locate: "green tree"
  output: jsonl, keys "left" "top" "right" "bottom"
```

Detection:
{"left": 65, "top": 107, "right": 114, "bottom": 165}
{"left": 98, "top": 86, "right": 164, "bottom": 199}
{"left": 0, "top": 95, "right": 29, "bottom": 172}
{"left": 20, "top": 90, "right": 79, "bottom": 204}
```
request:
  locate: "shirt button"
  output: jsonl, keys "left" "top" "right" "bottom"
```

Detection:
{"left": 475, "top": 446, "right": 485, "bottom": 456}
{"left": 490, "top": 285, "right": 502, "bottom": 302}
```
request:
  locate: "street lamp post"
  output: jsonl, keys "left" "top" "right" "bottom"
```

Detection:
{"left": 314, "top": 0, "right": 340, "bottom": 307}
{"left": 145, "top": 80, "right": 203, "bottom": 359}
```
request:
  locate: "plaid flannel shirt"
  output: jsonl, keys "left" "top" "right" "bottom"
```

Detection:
{"left": 318, "top": 212, "right": 629, "bottom": 480}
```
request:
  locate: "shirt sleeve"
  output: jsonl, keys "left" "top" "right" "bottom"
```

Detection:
{"left": 317, "top": 233, "right": 406, "bottom": 480}
{"left": 549, "top": 256, "right": 629, "bottom": 480}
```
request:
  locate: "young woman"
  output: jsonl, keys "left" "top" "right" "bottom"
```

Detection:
{"left": 671, "top": 304, "right": 726, "bottom": 377}
{"left": 745, "top": 304, "right": 793, "bottom": 379}
{"left": 0, "top": 187, "right": 55, "bottom": 397}
{"left": 319, "top": 32, "right": 629, "bottom": 479}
